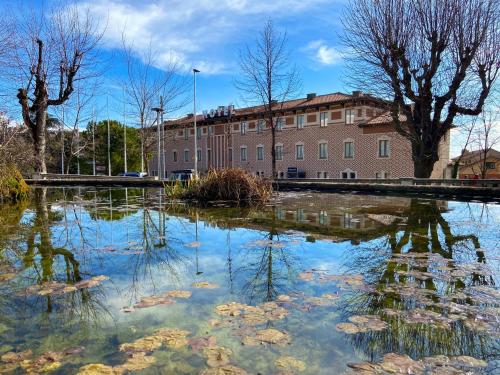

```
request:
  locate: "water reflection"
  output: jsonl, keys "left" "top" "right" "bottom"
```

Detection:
{"left": 339, "top": 199, "right": 497, "bottom": 362}
{"left": 0, "top": 188, "right": 498, "bottom": 374}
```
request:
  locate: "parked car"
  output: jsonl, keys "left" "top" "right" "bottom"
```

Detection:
{"left": 169, "top": 169, "right": 195, "bottom": 181}
{"left": 118, "top": 172, "right": 148, "bottom": 177}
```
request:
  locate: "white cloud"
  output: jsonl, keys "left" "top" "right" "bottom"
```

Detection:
{"left": 303, "top": 40, "right": 343, "bottom": 66}
{"left": 78, "top": 0, "right": 333, "bottom": 75}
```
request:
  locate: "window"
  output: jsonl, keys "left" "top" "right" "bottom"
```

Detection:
{"left": 317, "top": 171, "right": 328, "bottom": 179}
{"left": 257, "top": 120, "right": 265, "bottom": 133}
{"left": 257, "top": 146, "right": 264, "bottom": 161}
{"left": 319, "top": 210, "right": 328, "bottom": 225}
{"left": 345, "top": 109, "right": 355, "bottom": 124}
{"left": 344, "top": 141, "right": 354, "bottom": 158}
{"left": 197, "top": 149, "right": 202, "bottom": 161}
{"left": 240, "top": 147, "right": 247, "bottom": 161}
{"left": 208, "top": 126, "right": 213, "bottom": 136}
{"left": 341, "top": 169, "right": 356, "bottom": 179}
{"left": 296, "top": 144, "right": 304, "bottom": 160}
{"left": 297, "top": 114, "right": 305, "bottom": 129}
{"left": 228, "top": 148, "right": 233, "bottom": 162}
{"left": 319, "top": 142, "right": 328, "bottom": 159}
{"left": 376, "top": 171, "right": 390, "bottom": 179}
{"left": 240, "top": 122, "right": 247, "bottom": 135}
{"left": 173, "top": 150, "right": 177, "bottom": 162}
{"left": 486, "top": 162, "right": 496, "bottom": 169}
{"left": 184, "top": 149, "right": 189, "bottom": 162}
{"left": 378, "top": 139, "right": 389, "bottom": 157}
{"left": 320, "top": 112, "right": 328, "bottom": 127}
{"left": 184, "top": 129, "right": 188, "bottom": 140}
{"left": 275, "top": 145, "right": 283, "bottom": 160}
{"left": 196, "top": 127, "right": 202, "bottom": 139}
{"left": 276, "top": 118, "right": 284, "bottom": 131}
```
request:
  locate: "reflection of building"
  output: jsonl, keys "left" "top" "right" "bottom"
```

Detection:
{"left": 451, "top": 149, "right": 500, "bottom": 179}
{"left": 151, "top": 92, "right": 449, "bottom": 179}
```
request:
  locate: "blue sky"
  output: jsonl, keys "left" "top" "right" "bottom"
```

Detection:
{"left": 11, "top": 0, "right": 483, "bottom": 157}
{"left": 71, "top": 0, "right": 350, "bottom": 120}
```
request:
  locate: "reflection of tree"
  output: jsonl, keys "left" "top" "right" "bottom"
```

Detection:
{"left": 0, "top": 188, "right": 110, "bottom": 339}
{"left": 235, "top": 214, "right": 299, "bottom": 305}
{"left": 123, "top": 189, "right": 188, "bottom": 302}
{"left": 340, "top": 199, "right": 495, "bottom": 361}
{"left": 85, "top": 188, "right": 142, "bottom": 221}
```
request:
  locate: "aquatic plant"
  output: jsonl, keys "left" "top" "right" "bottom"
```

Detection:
{"left": 0, "top": 162, "right": 29, "bottom": 202}
{"left": 165, "top": 168, "right": 273, "bottom": 205}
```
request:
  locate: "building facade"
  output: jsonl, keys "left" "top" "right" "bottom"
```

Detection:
{"left": 151, "top": 92, "right": 450, "bottom": 179}
{"left": 451, "top": 149, "right": 500, "bottom": 179}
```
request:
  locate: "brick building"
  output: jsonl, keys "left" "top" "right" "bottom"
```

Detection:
{"left": 150, "top": 91, "right": 450, "bottom": 179}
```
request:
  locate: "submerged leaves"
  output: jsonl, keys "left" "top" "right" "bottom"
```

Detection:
{"left": 243, "top": 328, "right": 291, "bottom": 346}
{"left": 214, "top": 301, "right": 289, "bottom": 326}
{"left": 1, "top": 347, "right": 84, "bottom": 374}
{"left": 336, "top": 315, "right": 388, "bottom": 334}
{"left": 345, "top": 353, "right": 488, "bottom": 374}
{"left": 24, "top": 276, "right": 109, "bottom": 296}
{"left": 192, "top": 281, "right": 219, "bottom": 289}
{"left": 275, "top": 355, "right": 306, "bottom": 372}
{"left": 130, "top": 290, "right": 191, "bottom": 310}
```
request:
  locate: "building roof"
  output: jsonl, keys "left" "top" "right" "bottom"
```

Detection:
{"left": 451, "top": 149, "right": 500, "bottom": 163}
{"left": 163, "top": 91, "right": 385, "bottom": 128}
{"left": 360, "top": 111, "right": 407, "bottom": 126}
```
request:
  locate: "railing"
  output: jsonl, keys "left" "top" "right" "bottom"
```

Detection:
{"left": 32, "top": 173, "right": 158, "bottom": 182}
{"left": 276, "top": 178, "right": 500, "bottom": 188}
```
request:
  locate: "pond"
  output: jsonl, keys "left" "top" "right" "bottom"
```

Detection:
{"left": 0, "top": 187, "right": 498, "bottom": 374}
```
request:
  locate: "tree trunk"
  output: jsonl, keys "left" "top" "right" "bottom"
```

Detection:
{"left": 413, "top": 158, "right": 436, "bottom": 178}
{"left": 33, "top": 110, "right": 48, "bottom": 174}
{"left": 270, "top": 114, "right": 276, "bottom": 178}
{"left": 411, "top": 141, "right": 439, "bottom": 178}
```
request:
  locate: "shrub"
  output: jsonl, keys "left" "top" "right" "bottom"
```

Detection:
{"left": 166, "top": 168, "right": 273, "bottom": 205}
{"left": 0, "top": 161, "right": 30, "bottom": 201}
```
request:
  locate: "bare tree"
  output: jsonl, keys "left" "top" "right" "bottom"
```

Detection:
{"left": 122, "top": 38, "right": 187, "bottom": 174}
{"left": 451, "top": 120, "right": 476, "bottom": 179}
{"left": 342, "top": 0, "right": 500, "bottom": 178}
{"left": 236, "top": 20, "right": 301, "bottom": 178}
{"left": 6, "top": 3, "right": 102, "bottom": 173}
{"left": 471, "top": 107, "right": 499, "bottom": 178}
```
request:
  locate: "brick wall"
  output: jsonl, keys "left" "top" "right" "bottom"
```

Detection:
{"left": 152, "top": 105, "right": 450, "bottom": 179}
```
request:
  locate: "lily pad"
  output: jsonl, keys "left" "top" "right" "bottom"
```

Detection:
{"left": 200, "top": 365, "right": 248, "bottom": 375}
{"left": 245, "top": 328, "right": 290, "bottom": 345}
{"left": 115, "top": 352, "right": 156, "bottom": 372}
{"left": 133, "top": 295, "right": 175, "bottom": 309}
{"left": 203, "top": 346, "right": 232, "bottom": 367}
{"left": 154, "top": 327, "right": 190, "bottom": 348}
{"left": 275, "top": 355, "right": 306, "bottom": 372}
{"left": 119, "top": 336, "right": 163, "bottom": 353}
{"left": 188, "top": 336, "right": 217, "bottom": 352}
{"left": 164, "top": 290, "right": 192, "bottom": 298}
{"left": 77, "top": 363, "right": 120, "bottom": 375}
{"left": 215, "top": 302, "right": 248, "bottom": 316}
{"left": 1, "top": 350, "right": 32, "bottom": 363}
{"left": 192, "top": 281, "right": 219, "bottom": 289}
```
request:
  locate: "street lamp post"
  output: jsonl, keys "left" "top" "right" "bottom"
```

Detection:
{"left": 193, "top": 68, "right": 200, "bottom": 178}
{"left": 152, "top": 99, "right": 164, "bottom": 179}
{"left": 107, "top": 94, "right": 111, "bottom": 177}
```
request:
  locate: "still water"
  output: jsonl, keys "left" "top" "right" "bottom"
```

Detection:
{"left": 0, "top": 187, "right": 498, "bottom": 374}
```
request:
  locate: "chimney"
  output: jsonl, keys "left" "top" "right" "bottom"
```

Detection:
{"left": 352, "top": 90, "right": 362, "bottom": 97}
{"left": 306, "top": 93, "right": 316, "bottom": 100}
